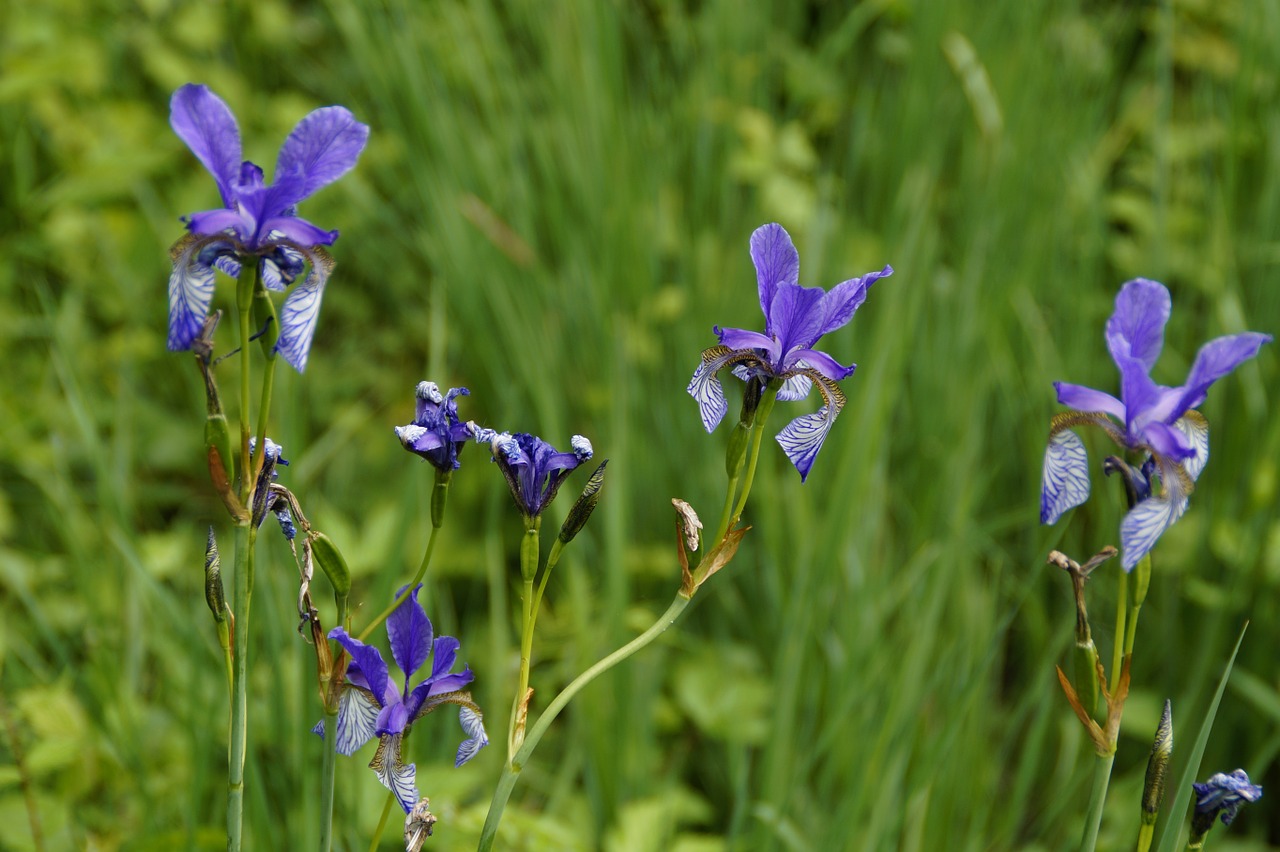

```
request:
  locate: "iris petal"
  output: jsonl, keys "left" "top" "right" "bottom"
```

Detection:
{"left": 275, "top": 106, "right": 371, "bottom": 202}
{"left": 749, "top": 223, "right": 800, "bottom": 321}
{"left": 327, "top": 686, "right": 381, "bottom": 756}
{"left": 456, "top": 706, "right": 489, "bottom": 767}
{"left": 775, "top": 374, "right": 812, "bottom": 402}
{"left": 1120, "top": 495, "right": 1181, "bottom": 571}
{"left": 687, "top": 348, "right": 735, "bottom": 432}
{"left": 370, "top": 733, "right": 419, "bottom": 814}
{"left": 1040, "top": 428, "right": 1090, "bottom": 524}
{"left": 775, "top": 407, "right": 835, "bottom": 482}
{"left": 328, "top": 628, "right": 391, "bottom": 709}
{"left": 1106, "top": 278, "right": 1170, "bottom": 372}
{"left": 167, "top": 234, "right": 222, "bottom": 351}
{"left": 1175, "top": 332, "right": 1273, "bottom": 415}
{"left": 1053, "top": 382, "right": 1125, "bottom": 421}
{"left": 1174, "top": 411, "right": 1209, "bottom": 482}
{"left": 386, "top": 585, "right": 433, "bottom": 683}
{"left": 816, "top": 265, "right": 892, "bottom": 337}
{"left": 276, "top": 246, "right": 335, "bottom": 372}
{"left": 169, "top": 84, "right": 242, "bottom": 207}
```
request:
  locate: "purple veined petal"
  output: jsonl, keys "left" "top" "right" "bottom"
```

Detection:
{"left": 426, "top": 668, "right": 475, "bottom": 697}
{"left": 749, "top": 223, "right": 800, "bottom": 321}
{"left": 1106, "top": 278, "right": 1170, "bottom": 372}
{"left": 167, "top": 235, "right": 222, "bottom": 351}
{"left": 687, "top": 350, "right": 736, "bottom": 432}
{"left": 429, "top": 636, "right": 460, "bottom": 679}
{"left": 327, "top": 685, "right": 381, "bottom": 756}
{"left": 1173, "top": 411, "right": 1209, "bottom": 482}
{"left": 260, "top": 242, "right": 306, "bottom": 292}
{"left": 276, "top": 246, "right": 335, "bottom": 372}
{"left": 275, "top": 106, "right": 370, "bottom": 201}
{"left": 377, "top": 699, "right": 410, "bottom": 737}
{"left": 1119, "top": 494, "right": 1183, "bottom": 571}
{"left": 385, "top": 584, "right": 433, "bottom": 683}
{"left": 816, "top": 265, "right": 892, "bottom": 337}
{"left": 715, "top": 325, "right": 775, "bottom": 355}
{"left": 329, "top": 627, "right": 391, "bottom": 708}
{"left": 1053, "top": 382, "right": 1126, "bottom": 421}
{"left": 396, "top": 424, "right": 444, "bottom": 454}
{"left": 213, "top": 253, "right": 240, "bottom": 279}
{"left": 185, "top": 207, "right": 252, "bottom": 241}
{"left": 1174, "top": 332, "right": 1272, "bottom": 415}
{"left": 250, "top": 169, "right": 311, "bottom": 234}
{"left": 257, "top": 214, "right": 340, "bottom": 249}
{"left": 456, "top": 706, "right": 489, "bottom": 767}
{"left": 775, "top": 406, "right": 836, "bottom": 482}
{"left": 170, "top": 84, "right": 242, "bottom": 207}
{"left": 785, "top": 347, "right": 855, "bottom": 382}
{"left": 1040, "top": 428, "right": 1091, "bottom": 524}
{"left": 767, "top": 283, "right": 827, "bottom": 356}
{"left": 775, "top": 373, "right": 812, "bottom": 402}
{"left": 370, "top": 733, "right": 419, "bottom": 814}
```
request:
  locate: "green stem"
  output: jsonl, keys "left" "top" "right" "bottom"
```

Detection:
{"left": 510, "top": 520, "right": 540, "bottom": 758}
{"left": 1079, "top": 751, "right": 1116, "bottom": 852}
{"left": 317, "top": 704, "right": 339, "bottom": 852}
{"left": 368, "top": 791, "right": 396, "bottom": 852}
{"left": 235, "top": 260, "right": 256, "bottom": 505}
{"left": 1109, "top": 567, "right": 1128, "bottom": 696}
{"left": 227, "top": 519, "right": 252, "bottom": 851}
{"left": 478, "top": 593, "right": 691, "bottom": 851}
{"left": 1136, "top": 822, "right": 1155, "bottom": 852}
{"left": 730, "top": 383, "right": 779, "bottom": 526}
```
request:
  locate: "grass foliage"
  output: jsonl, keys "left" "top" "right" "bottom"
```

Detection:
{"left": 1, "top": 0, "right": 1278, "bottom": 849}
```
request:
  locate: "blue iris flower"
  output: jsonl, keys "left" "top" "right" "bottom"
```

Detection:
{"left": 1041, "top": 278, "right": 1270, "bottom": 569}
{"left": 687, "top": 223, "right": 891, "bottom": 481}
{"left": 166, "top": 84, "right": 369, "bottom": 372}
{"left": 1193, "top": 768, "right": 1262, "bottom": 828}
{"left": 316, "top": 585, "right": 487, "bottom": 813}
{"left": 470, "top": 427, "right": 593, "bottom": 518}
{"left": 395, "top": 382, "right": 472, "bottom": 472}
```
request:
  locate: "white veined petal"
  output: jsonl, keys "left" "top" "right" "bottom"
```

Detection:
{"left": 775, "top": 374, "right": 813, "bottom": 402}
{"left": 167, "top": 237, "right": 219, "bottom": 351}
{"left": 455, "top": 705, "right": 489, "bottom": 767}
{"left": 1040, "top": 429, "right": 1091, "bottom": 524}
{"left": 775, "top": 406, "right": 835, "bottom": 483}
{"left": 1120, "top": 496, "right": 1183, "bottom": 570}
{"left": 370, "top": 733, "right": 418, "bottom": 814}
{"left": 1173, "top": 412, "right": 1210, "bottom": 482}
{"left": 276, "top": 247, "right": 334, "bottom": 373}
{"left": 213, "top": 254, "right": 241, "bottom": 279}
{"left": 687, "top": 359, "right": 729, "bottom": 433}
{"left": 333, "top": 686, "right": 381, "bottom": 756}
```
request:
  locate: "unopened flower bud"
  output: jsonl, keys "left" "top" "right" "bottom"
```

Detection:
{"left": 204, "top": 527, "right": 227, "bottom": 623}
{"left": 559, "top": 460, "right": 608, "bottom": 544}
{"left": 1142, "top": 700, "right": 1173, "bottom": 825}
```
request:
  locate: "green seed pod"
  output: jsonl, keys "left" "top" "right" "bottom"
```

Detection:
{"left": 1072, "top": 637, "right": 1100, "bottom": 723}
{"left": 310, "top": 532, "right": 352, "bottom": 598}
{"left": 559, "top": 460, "right": 608, "bottom": 545}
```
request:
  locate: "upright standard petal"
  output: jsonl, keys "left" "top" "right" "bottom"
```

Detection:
{"left": 815, "top": 265, "right": 893, "bottom": 337}
{"left": 1106, "top": 278, "right": 1170, "bottom": 371}
{"left": 276, "top": 246, "right": 335, "bottom": 372}
{"left": 766, "top": 284, "right": 827, "bottom": 361}
{"left": 276, "top": 106, "right": 370, "bottom": 201}
{"left": 386, "top": 585, "right": 433, "bottom": 683}
{"left": 170, "top": 84, "right": 242, "bottom": 207}
{"left": 1173, "top": 332, "right": 1272, "bottom": 415}
{"left": 749, "top": 223, "right": 800, "bottom": 320}
{"left": 329, "top": 628, "right": 391, "bottom": 710}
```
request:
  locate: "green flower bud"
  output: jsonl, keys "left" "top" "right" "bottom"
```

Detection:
{"left": 310, "top": 532, "right": 351, "bottom": 599}
{"left": 559, "top": 460, "right": 608, "bottom": 545}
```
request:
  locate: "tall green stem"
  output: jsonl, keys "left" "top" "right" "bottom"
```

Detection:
{"left": 1080, "top": 752, "right": 1116, "bottom": 852}
{"left": 317, "top": 704, "right": 339, "bottom": 852}
{"left": 227, "top": 519, "right": 251, "bottom": 851}
{"left": 730, "top": 387, "right": 778, "bottom": 525}
{"left": 510, "top": 519, "right": 540, "bottom": 758}
{"left": 478, "top": 594, "right": 691, "bottom": 851}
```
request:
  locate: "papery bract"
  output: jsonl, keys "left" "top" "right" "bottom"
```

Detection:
{"left": 688, "top": 223, "right": 891, "bottom": 481}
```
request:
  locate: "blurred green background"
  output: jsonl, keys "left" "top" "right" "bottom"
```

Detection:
{"left": 1, "top": 0, "right": 1278, "bottom": 849}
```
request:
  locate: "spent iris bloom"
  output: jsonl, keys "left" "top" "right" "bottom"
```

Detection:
{"left": 688, "top": 223, "right": 892, "bottom": 481}
{"left": 166, "top": 83, "right": 369, "bottom": 372}
{"left": 316, "top": 585, "right": 487, "bottom": 813}
{"left": 1040, "top": 278, "right": 1270, "bottom": 569}
{"left": 395, "top": 382, "right": 472, "bottom": 472}
{"left": 1192, "top": 768, "right": 1262, "bottom": 830}
{"left": 470, "top": 426, "right": 593, "bottom": 518}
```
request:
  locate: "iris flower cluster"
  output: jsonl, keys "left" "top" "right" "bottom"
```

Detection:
{"left": 1040, "top": 278, "right": 1270, "bottom": 568}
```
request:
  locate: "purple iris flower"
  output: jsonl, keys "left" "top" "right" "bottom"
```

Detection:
{"left": 687, "top": 223, "right": 892, "bottom": 481}
{"left": 166, "top": 83, "right": 369, "bottom": 372}
{"left": 1193, "top": 769, "right": 1262, "bottom": 829}
{"left": 316, "top": 585, "right": 487, "bottom": 813}
{"left": 1041, "top": 278, "right": 1270, "bottom": 569}
{"left": 394, "top": 382, "right": 472, "bottom": 472}
{"left": 470, "top": 426, "right": 593, "bottom": 518}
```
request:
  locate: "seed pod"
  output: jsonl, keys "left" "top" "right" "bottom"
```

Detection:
{"left": 310, "top": 532, "right": 352, "bottom": 598}
{"left": 559, "top": 460, "right": 608, "bottom": 544}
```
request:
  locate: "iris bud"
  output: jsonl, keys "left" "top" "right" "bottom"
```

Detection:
{"left": 310, "top": 532, "right": 352, "bottom": 599}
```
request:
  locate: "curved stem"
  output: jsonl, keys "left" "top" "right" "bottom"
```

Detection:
{"left": 357, "top": 524, "right": 442, "bottom": 642}
{"left": 478, "top": 593, "right": 691, "bottom": 851}
{"left": 367, "top": 791, "right": 396, "bottom": 852}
